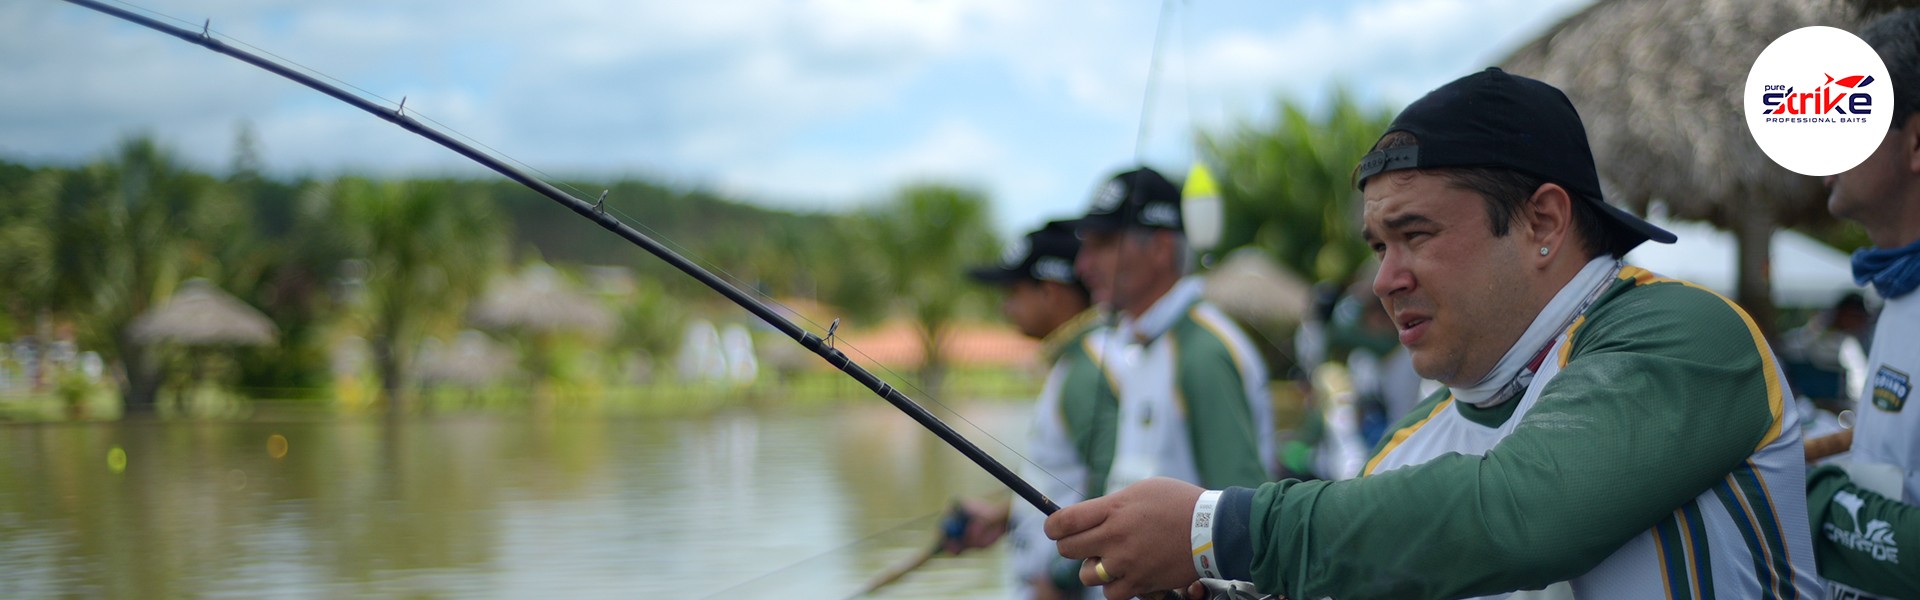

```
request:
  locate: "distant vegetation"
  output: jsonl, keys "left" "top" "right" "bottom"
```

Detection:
{"left": 0, "top": 134, "right": 1002, "bottom": 415}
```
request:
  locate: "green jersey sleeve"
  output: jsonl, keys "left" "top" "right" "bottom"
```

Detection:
{"left": 1808, "top": 464, "right": 1920, "bottom": 597}
{"left": 1220, "top": 280, "right": 1783, "bottom": 598}
{"left": 1176, "top": 325, "right": 1270, "bottom": 490}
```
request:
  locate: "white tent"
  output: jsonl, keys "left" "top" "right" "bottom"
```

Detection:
{"left": 1624, "top": 218, "right": 1871, "bottom": 309}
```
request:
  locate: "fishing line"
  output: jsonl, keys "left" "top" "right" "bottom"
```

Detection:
{"left": 1089, "top": 0, "right": 1181, "bottom": 474}
{"left": 68, "top": 0, "right": 1085, "bottom": 511}
{"left": 700, "top": 510, "right": 942, "bottom": 600}
{"left": 1133, "top": 0, "right": 1177, "bottom": 165}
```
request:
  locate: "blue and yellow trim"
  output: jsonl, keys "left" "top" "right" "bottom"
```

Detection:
{"left": 1652, "top": 501, "right": 1715, "bottom": 600}
{"left": 1361, "top": 395, "right": 1454, "bottom": 476}
{"left": 1615, "top": 266, "right": 1786, "bottom": 450}
{"left": 1712, "top": 461, "right": 1798, "bottom": 600}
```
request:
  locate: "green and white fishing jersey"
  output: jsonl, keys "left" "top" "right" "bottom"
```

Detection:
{"left": 1850, "top": 289, "right": 1920, "bottom": 504}
{"left": 1006, "top": 310, "right": 1108, "bottom": 599}
{"left": 1809, "top": 289, "right": 1920, "bottom": 599}
{"left": 1104, "top": 277, "right": 1276, "bottom": 494}
{"left": 1208, "top": 265, "right": 1824, "bottom": 599}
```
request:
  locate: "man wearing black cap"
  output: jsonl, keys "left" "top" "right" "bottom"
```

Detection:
{"left": 1069, "top": 166, "right": 1275, "bottom": 495}
{"left": 1045, "top": 69, "right": 1823, "bottom": 599}
{"left": 943, "top": 220, "right": 1109, "bottom": 599}
{"left": 1807, "top": 9, "right": 1920, "bottom": 600}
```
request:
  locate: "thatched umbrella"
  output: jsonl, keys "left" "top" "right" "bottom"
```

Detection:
{"left": 1500, "top": 0, "right": 1913, "bottom": 333}
{"left": 131, "top": 279, "right": 278, "bottom": 347}
{"left": 469, "top": 265, "right": 615, "bottom": 335}
{"left": 130, "top": 278, "right": 277, "bottom": 408}
{"left": 416, "top": 330, "right": 519, "bottom": 387}
{"left": 469, "top": 265, "right": 613, "bottom": 396}
{"left": 1204, "top": 248, "right": 1312, "bottom": 327}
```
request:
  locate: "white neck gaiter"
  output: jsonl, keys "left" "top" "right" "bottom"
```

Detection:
{"left": 1451, "top": 256, "right": 1620, "bottom": 408}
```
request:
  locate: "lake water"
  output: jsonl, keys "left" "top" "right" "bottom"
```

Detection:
{"left": 0, "top": 401, "right": 1038, "bottom": 599}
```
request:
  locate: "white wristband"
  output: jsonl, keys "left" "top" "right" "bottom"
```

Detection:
{"left": 1191, "top": 490, "right": 1223, "bottom": 580}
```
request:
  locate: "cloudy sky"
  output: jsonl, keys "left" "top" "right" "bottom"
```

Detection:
{"left": 5, "top": 0, "right": 1590, "bottom": 235}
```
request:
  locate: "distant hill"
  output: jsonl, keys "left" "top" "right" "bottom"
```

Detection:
{"left": 483, "top": 177, "right": 846, "bottom": 302}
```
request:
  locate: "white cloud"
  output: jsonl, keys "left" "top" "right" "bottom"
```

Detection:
{"left": 1182, "top": 0, "right": 1593, "bottom": 126}
{"left": 4, "top": 0, "right": 1596, "bottom": 237}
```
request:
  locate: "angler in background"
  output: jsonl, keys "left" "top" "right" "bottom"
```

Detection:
{"left": 1808, "top": 8, "right": 1920, "bottom": 598}
{"left": 1070, "top": 166, "right": 1276, "bottom": 502}
{"left": 939, "top": 220, "right": 1106, "bottom": 599}
{"left": 1046, "top": 68, "right": 1824, "bottom": 600}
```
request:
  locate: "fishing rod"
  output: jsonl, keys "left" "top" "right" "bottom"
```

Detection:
{"left": 60, "top": 0, "right": 1060, "bottom": 516}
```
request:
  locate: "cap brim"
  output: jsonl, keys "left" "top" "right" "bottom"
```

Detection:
{"left": 1589, "top": 198, "right": 1677, "bottom": 249}
{"left": 966, "top": 265, "right": 1026, "bottom": 284}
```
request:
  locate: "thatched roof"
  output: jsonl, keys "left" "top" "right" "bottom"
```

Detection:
{"left": 416, "top": 330, "right": 519, "bottom": 386}
{"left": 131, "top": 279, "right": 278, "bottom": 347}
{"left": 1203, "top": 248, "right": 1312, "bottom": 325}
{"left": 469, "top": 265, "right": 615, "bottom": 335}
{"left": 1500, "top": 0, "right": 1909, "bottom": 225}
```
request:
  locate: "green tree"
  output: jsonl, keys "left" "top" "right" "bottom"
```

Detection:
{"left": 1202, "top": 92, "right": 1396, "bottom": 285}
{"left": 838, "top": 183, "right": 999, "bottom": 393}
{"left": 0, "top": 168, "right": 62, "bottom": 339}
{"left": 57, "top": 137, "right": 244, "bottom": 414}
{"left": 319, "top": 178, "right": 504, "bottom": 411}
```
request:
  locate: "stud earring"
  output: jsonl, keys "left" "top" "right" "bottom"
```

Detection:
{"left": 1539, "top": 247, "right": 1550, "bottom": 256}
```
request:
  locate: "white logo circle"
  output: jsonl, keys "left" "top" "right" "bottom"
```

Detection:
{"left": 1744, "top": 26, "right": 1893, "bottom": 176}
{"left": 1092, "top": 180, "right": 1127, "bottom": 211}
{"left": 1000, "top": 237, "right": 1029, "bottom": 267}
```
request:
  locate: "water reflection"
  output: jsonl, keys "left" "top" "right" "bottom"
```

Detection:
{"left": 0, "top": 401, "right": 1032, "bottom": 598}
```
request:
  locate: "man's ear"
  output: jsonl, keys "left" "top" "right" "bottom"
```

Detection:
{"left": 1522, "top": 183, "right": 1575, "bottom": 256}
{"left": 1901, "top": 113, "right": 1920, "bottom": 174}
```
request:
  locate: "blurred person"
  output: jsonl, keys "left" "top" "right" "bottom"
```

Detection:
{"left": 1808, "top": 9, "right": 1920, "bottom": 598}
{"left": 1290, "top": 282, "right": 1343, "bottom": 373}
{"left": 1783, "top": 293, "right": 1873, "bottom": 441}
{"left": 941, "top": 220, "right": 1105, "bottom": 599}
{"left": 1045, "top": 68, "right": 1822, "bottom": 599}
{"left": 1069, "top": 166, "right": 1276, "bottom": 495}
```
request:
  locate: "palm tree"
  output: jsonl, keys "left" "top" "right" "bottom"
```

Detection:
{"left": 1202, "top": 93, "right": 1397, "bottom": 286}
{"left": 56, "top": 137, "right": 243, "bottom": 414}
{"left": 319, "top": 178, "right": 504, "bottom": 411}
{"left": 839, "top": 183, "right": 999, "bottom": 393}
{"left": 0, "top": 169, "right": 61, "bottom": 341}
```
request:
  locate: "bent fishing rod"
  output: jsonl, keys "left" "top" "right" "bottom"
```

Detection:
{"left": 63, "top": 0, "right": 1059, "bottom": 516}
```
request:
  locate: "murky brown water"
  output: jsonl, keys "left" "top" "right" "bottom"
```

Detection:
{"left": 0, "top": 402, "right": 1035, "bottom": 599}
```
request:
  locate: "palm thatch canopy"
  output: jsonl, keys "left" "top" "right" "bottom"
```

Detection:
{"left": 416, "top": 330, "right": 519, "bottom": 386}
{"left": 131, "top": 279, "right": 278, "bottom": 347}
{"left": 1500, "top": 0, "right": 1914, "bottom": 331}
{"left": 1502, "top": 0, "right": 1896, "bottom": 225}
{"left": 1203, "top": 248, "right": 1312, "bottom": 326}
{"left": 469, "top": 265, "right": 616, "bottom": 335}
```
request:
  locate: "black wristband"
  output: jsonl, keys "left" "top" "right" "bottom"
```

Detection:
{"left": 1214, "top": 486, "right": 1258, "bottom": 583}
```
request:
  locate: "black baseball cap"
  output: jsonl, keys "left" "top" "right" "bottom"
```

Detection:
{"left": 968, "top": 220, "right": 1082, "bottom": 285}
{"left": 1353, "top": 67, "right": 1675, "bottom": 252}
{"left": 1066, "top": 167, "right": 1183, "bottom": 232}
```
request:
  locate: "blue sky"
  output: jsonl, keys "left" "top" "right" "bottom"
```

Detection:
{"left": 3, "top": 0, "right": 1591, "bottom": 236}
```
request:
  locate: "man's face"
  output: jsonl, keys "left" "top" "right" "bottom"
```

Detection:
{"left": 1000, "top": 279, "right": 1054, "bottom": 339}
{"left": 1827, "top": 122, "right": 1913, "bottom": 227}
{"left": 1075, "top": 229, "right": 1122, "bottom": 308}
{"left": 1073, "top": 228, "right": 1161, "bottom": 314}
{"left": 1362, "top": 171, "right": 1536, "bottom": 386}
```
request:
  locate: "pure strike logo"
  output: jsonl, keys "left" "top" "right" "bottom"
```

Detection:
{"left": 1759, "top": 73, "right": 1877, "bottom": 123}
{"left": 1745, "top": 26, "right": 1893, "bottom": 176}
